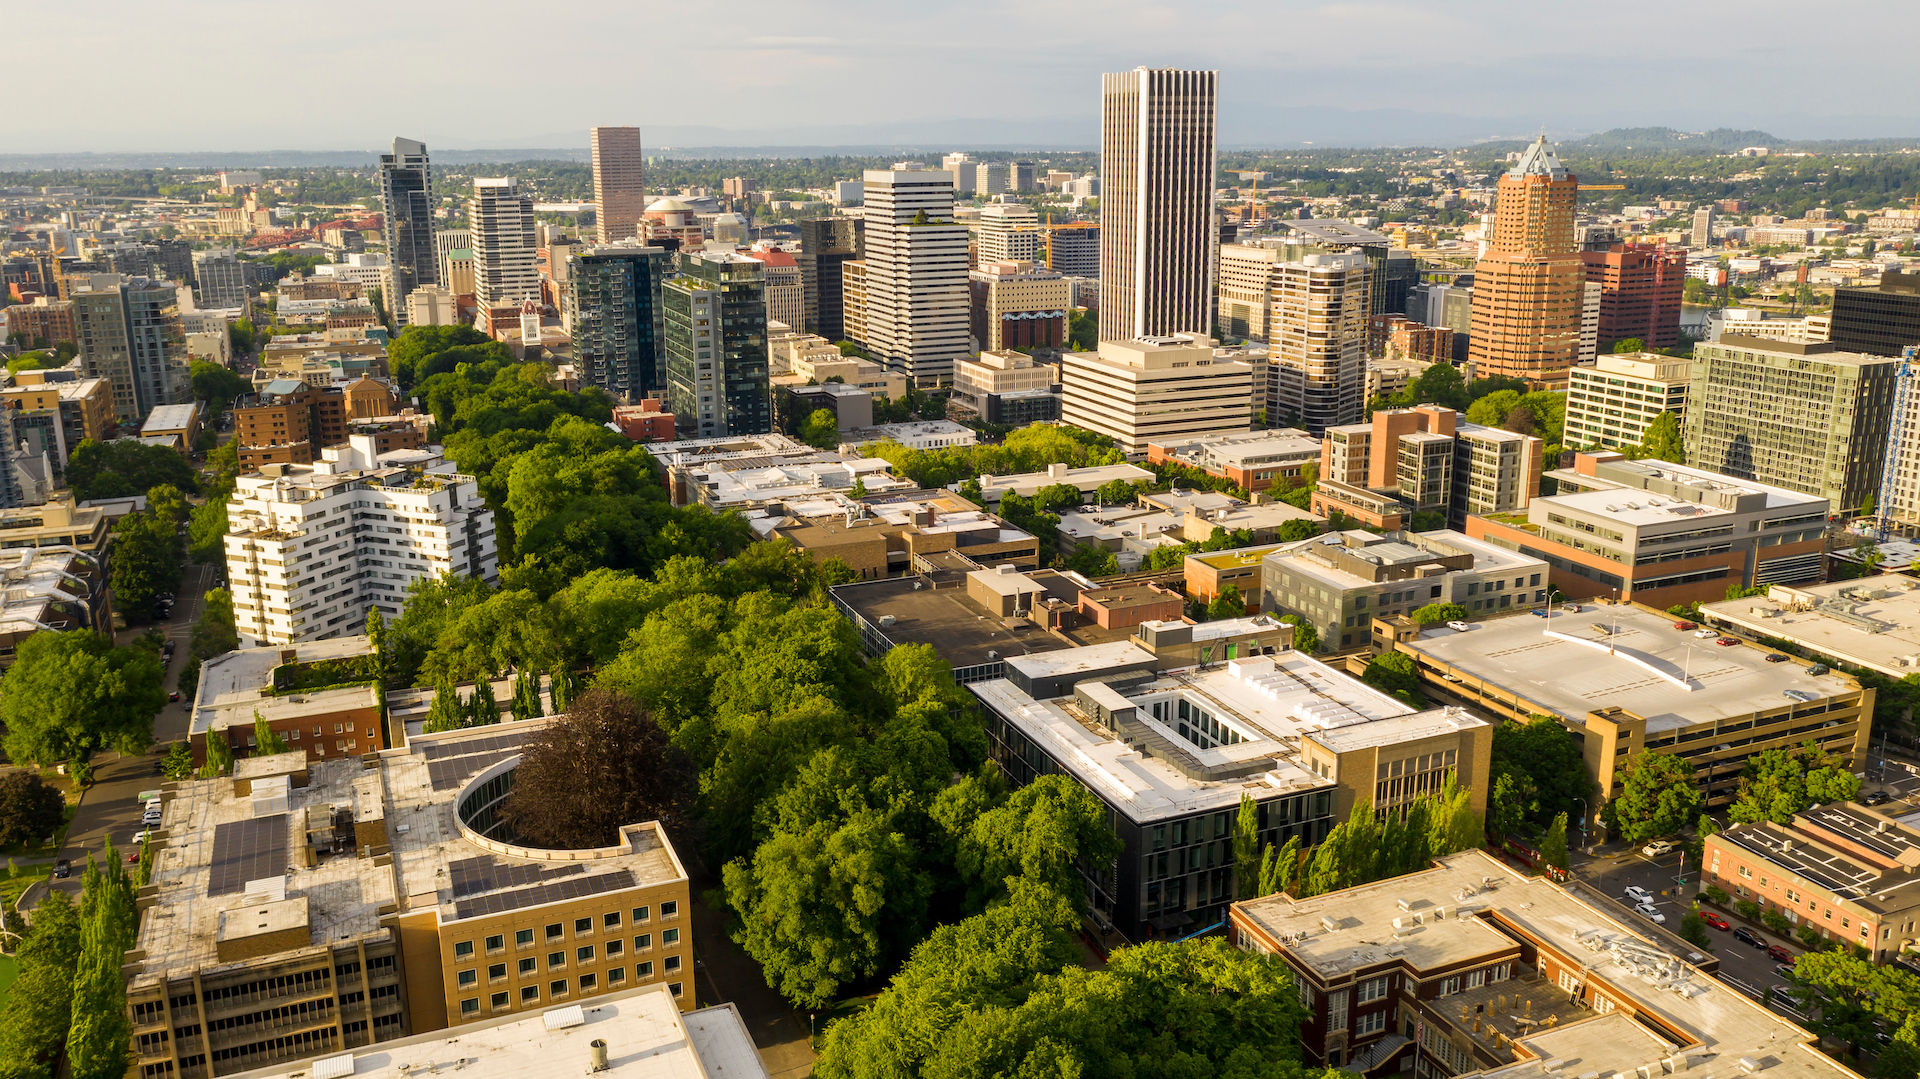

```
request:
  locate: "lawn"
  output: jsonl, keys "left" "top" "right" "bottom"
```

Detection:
{"left": 0, "top": 953, "right": 16, "bottom": 1008}
{"left": 1, "top": 865, "right": 52, "bottom": 910}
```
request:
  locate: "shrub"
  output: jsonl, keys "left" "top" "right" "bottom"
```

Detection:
{"left": 1701, "top": 883, "right": 1728, "bottom": 906}
{"left": 1760, "top": 908, "right": 1791, "bottom": 936}
{"left": 1735, "top": 898, "right": 1760, "bottom": 922}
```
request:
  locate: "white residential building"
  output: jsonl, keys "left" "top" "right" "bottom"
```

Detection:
{"left": 846, "top": 166, "right": 969, "bottom": 387}
{"left": 1564, "top": 351, "right": 1691, "bottom": 451}
{"left": 469, "top": 177, "right": 539, "bottom": 307}
{"left": 223, "top": 436, "right": 498, "bottom": 644}
{"left": 976, "top": 202, "right": 1042, "bottom": 264}
{"left": 1266, "top": 252, "right": 1371, "bottom": 434}
{"left": 1062, "top": 334, "right": 1253, "bottom": 455}
{"left": 1099, "top": 67, "right": 1218, "bottom": 343}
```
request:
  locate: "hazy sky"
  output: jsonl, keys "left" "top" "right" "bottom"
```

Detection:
{"left": 17, "top": 0, "right": 1920, "bottom": 152}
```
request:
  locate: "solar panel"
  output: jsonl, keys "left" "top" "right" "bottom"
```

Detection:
{"left": 451, "top": 870, "right": 634, "bottom": 921}
{"left": 447, "top": 855, "right": 584, "bottom": 898}
{"left": 208, "top": 815, "right": 290, "bottom": 897}
{"left": 420, "top": 731, "right": 530, "bottom": 761}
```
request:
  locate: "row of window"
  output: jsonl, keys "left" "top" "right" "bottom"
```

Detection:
{"left": 459, "top": 973, "right": 683, "bottom": 1016}
{"left": 456, "top": 931, "right": 682, "bottom": 986}
{"left": 451, "top": 904, "right": 679, "bottom": 959}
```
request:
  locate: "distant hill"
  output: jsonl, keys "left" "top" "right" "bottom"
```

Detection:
{"left": 1569, "top": 127, "right": 1779, "bottom": 151}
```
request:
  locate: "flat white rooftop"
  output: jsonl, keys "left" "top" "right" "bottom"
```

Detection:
{"left": 965, "top": 463, "right": 1156, "bottom": 501}
{"left": 1703, "top": 580, "right": 1920, "bottom": 678}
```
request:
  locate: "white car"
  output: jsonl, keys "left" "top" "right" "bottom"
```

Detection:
{"left": 1635, "top": 903, "right": 1667, "bottom": 924}
{"left": 1623, "top": 885, "right": 1655, "bottom": 904}
{"left": 1446, "top": 620, "right": 1471, "bottom": 632}
{"left": 131, "top": 830, "right": 153, "bottom": 845}
{"left": 1694, "top": 628, "right": 1718, "bottom": 639}
{"left": 1643, "top": 839, "right": 1680, "bottom": 857}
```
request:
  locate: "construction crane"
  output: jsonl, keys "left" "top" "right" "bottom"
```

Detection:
{"left": 1578, "top": 184, "right": 1626, "bottom": 193}
{"left": 1874, "top": 344, "right": 1918, "bottom": 541}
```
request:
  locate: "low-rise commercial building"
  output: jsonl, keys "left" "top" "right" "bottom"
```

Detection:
{"left": 1261, "top": 530, "right": 1548, "bottom": 652}
{"left": 1145, "top": 429, "right": 1321, "bottom": 493}
{"left": 1466, "top": 451, "right": 1828, "bottom": 610}
{"left": 830, "top": 566, "right": 1092, "bottom": 684}
{"left": 1392, "top": 601, "right": 1871, "bottom": 818}
{"left": 142, "top": 401, "right": 202, "bottom": 453}
{"left": 1701, "top": 579, "right": 1920, "bottom": 679}
{"left": 1076, "top": 583, "right": 1184, "bottom": 629}
{"left": 1564, "top": 352, "right": 1690, "bottom": 451}
{"left": 951, "top": 349, "right": 1058, "bottom": 405}
{"left": 962, "top": 461, "right": 1156, "bottom": 506}
{"left": 841, "top": 419, "right": 976, "bottom": 451}
{"left": 0, "top": 497, "right": 111, "bottom": 555}
{"left": 1184, "top": 544, "right": 1285, "bottom": 611}
{"left": 1061, "top": 335, "right": 1254, "bottom": 455}
{"left": 1137, "top": 488, "right": 1322, "bottom": 544}
{"left": 646, "top": 431, "right": 909, "bottom": 510}
{"left": 189, "top": 636, "right": 388, "bottom": 766}
{"left": 763, "top": 491, "right": 1039, "bottom": 579}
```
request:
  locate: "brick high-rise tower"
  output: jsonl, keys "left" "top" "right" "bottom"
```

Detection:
{"left": 591, "top": 126, "right": 646, "bottom": 243}
{"left": 1469, "top": 136, "right": 1583, "bottom": 388}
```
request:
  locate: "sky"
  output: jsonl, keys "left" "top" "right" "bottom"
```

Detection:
{"left": 17, "top": 0, "right": 1920, "bottom": 153}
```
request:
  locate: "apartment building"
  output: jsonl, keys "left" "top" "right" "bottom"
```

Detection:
{"left": 4, "top": 296, "right": 75, "bottom": 348}
{"left": 566, "top": 241, "right": 672, "bottom": 401}
{"left": 976, "top": 201, "right": 1041, "bottom": 264}
{"left": 1467, "top": 450, "right": 1827, "bottom": 609}
{"left": 231, "top": 378, "right": 400, "bottom": 468}
{"left": 846, "top": 167, "right": 969, "bottom": 386}
{"left": 1684, "top": 336, "right": 1897, "bottom": 515}
{"left": 661, "top": 250, "right": 769, "bottom": 438}
{"left": 1267, "top": 253, "right": 1372, "bottom": 433}
{"left": 193, "top": 248, "right": 252, "bottom": 311}
{"left": 1144, "top": 429, "right": 1320, "bottom": 493}
{"left": 967, "top": 260, "right": 1070, "bottom": 353}
{"left": 434, "top": 229, "right": 473, "bottom": 296}
{"left": 128, "top": 719, "right": 694, "bottom": 1079}
{"left": 469, "top": 179, "right": 539, "bottom": 308}
{"left": 1099, "top": 68, "right": 1218, "bottom": 344}
{"left": 1564, "top": 352, "right": 1691, "bottom": 450}
{"left": 224, "top": 437, "right": 498, "bottom": 642}
{"left": 0, "top": 545, "right": 110, "bottom": 668}
{"left": 68, "top": 273, "right": 194, "bottom": 424}
{"left": 1232, "top": 849, "right": 1847, "bottom": 1078}
{"left": 1061, "top": 334, "right": 1254, "bottom": 455}
{"left": 1261, "top": 529, "right": 1547, "bottom": 652}
{"left": 1582, "top": 242, "right": 1685, "bottom": 352}
{"left": 1316, "top": 406, "right": 1543, "bottom": 530}
{"left": 1, "top": 366, "right": 115, "bottom": 444}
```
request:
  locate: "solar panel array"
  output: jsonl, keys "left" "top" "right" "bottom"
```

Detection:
{"left": 447, "top": 855, "right": 583, "bottom": 898}
{"left": 208, "top": 815, "right": 290, "bottom": 897}
{"left": 422, "top": 731, "right": 533, "bottom": 791}
{"left": 451, "top": 869, "right": 634, "bottom": 921}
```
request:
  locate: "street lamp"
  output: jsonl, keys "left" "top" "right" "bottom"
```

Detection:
{"left": 1573, "top": 796, "right": 1590, "bottom": 854}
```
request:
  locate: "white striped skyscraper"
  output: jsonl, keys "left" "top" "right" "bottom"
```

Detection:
{"left": 1099, "top": 68, "right": 1218, "bottom": 344}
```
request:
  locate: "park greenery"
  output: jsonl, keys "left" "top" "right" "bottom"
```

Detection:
{"left": 0, "top": 631, "right": 163, "bottom": 766}
{"left": 0, "top": 845, "right": 139, "bottom": 1079}
{"left": 0, "top": 772, "right": 66, "bottom": 850}
{"left": 65, "top": 439, "right": 197, "bottom": 504}
{"left": 1727, "top": 742, "right": 1861, "bottom": 826}
{"left": 1487, "top": 716, "right": 1596, "bottom": 843}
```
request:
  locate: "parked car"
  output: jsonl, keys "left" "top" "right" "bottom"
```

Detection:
{"left": 1635, "top": 903, "right": 1667, "bottom": 924}
{"left": 1642, "top": 839, "right": 1680, "bottom": 857}
{"left": 131, "top": 830, "right": 152, "bottom": 845}
{"left": 1562, "top": 604, "right": 1581, "bottom": 613}
{"left": 53, "top": 859, "right": 70, "bottom": 879}
{"left": 1776, "top": 964, "right": 1797, "bottom": 977}
{"left": 1735, "top": 927, "right": 1766, "bottom": 948}
{"left": 1446, "top": 620, "right": 1472, "bottom": 632}
{"left": 1623, "top": 885, "right": 1654, "bottom": 904}
{"left": 1701, "top": 911, "right": 1730, "bottom": 931}
{"left": 162, "top": 640, "right": 176, "bottom": 657}
{"left": 1672, "top": 621, "right": 1697, "bottom": 631}
{"left": 1808, "top": 664, "right": 1829, "bottom": 675}
{"left": 1765, "top": 653, "right": 1789, "bottom": 663}
{"left": 168, "top": 691, "right": 181, "bottom": 703}
{"left": 1716, "top": 637, "right": 1738, "bottom": 647}
{"left": 1531, "top": 608, "right": 1550, "bottom": 618}
{"left": 1694, "top": 628, "right": 1718, "bottom": 638}
{"left": 1767, "top": 944, "right": 1794, "bottom": 962}
{"left": 1865, "top": 791, "right": 1894, "bottom": 806}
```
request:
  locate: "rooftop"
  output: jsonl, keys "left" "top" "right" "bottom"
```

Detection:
{"left": 1402, "top": 602, "right": 1858, "bottom": 733}
{"left": 1266, "top": 530, "right": 1542, "bottom": 592}
{"left": 0, "top": 547, "right": 99, "bottom": 637}
{"left": 1148, "top": 429, "right": 1321, "bottom": 470}
{"left": 1716, "top": 803, "right": 1920, "bottom": 914}
{"left": 965, "top": 463, "right": 1156, "bottom": 502}
{"left": 1702, "top": 580, "right": 1920, "bottom": 678}
{"left": 221, "top": 984, "right": 766, "bottom": 1079}
{"left": 191, "top": 637, "right": 378, "bottom": 737}
{"left": 830, "top": 571, "right": 1082, "bottom": 670}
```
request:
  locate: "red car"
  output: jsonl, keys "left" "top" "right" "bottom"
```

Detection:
{"left": 1700, "top": 911, "right": 1730, "bottom": 930}
{"left": 1767, "top": 944, "right": 1794, "bottom": 962}
{"left": 1716, "top": 637, "right": 1738, "bottom": 647}
{"left": 1672, "top": 621, "right": 1697, "bottom": 631}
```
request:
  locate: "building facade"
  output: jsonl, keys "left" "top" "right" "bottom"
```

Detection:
{"left": 566, "top": 241, "right": 672, "bottom": 401}
{"left": 1061, "top": 335, "right": 1252, "bottom": 455}
{"left": 1582, "top": 243, "right": 1684, "bottom": 352}
{"left": 738, "top": 247, "right": 803, "bottom": 332}
{"left": 69, "top": 273, "right": 193, "bottom": 424}
{"left": 590, "top": 126, "right": 646, "bottom": 243}
{"left": 848, "top": 167, "right": 969, "bottom": 386}
{"left": 193, "top": 248, "right": 251, "bottom": 311}
{"left": 976, "top": 202, "right": 1041, "bottom": 264}
{"left": 1564, "top": 351, "right": 1691, "bottom": 451}
{"left": 1829, "top": 271, "right": 1920, "bottom": 357}
{"left": 967, "top": 261, "right": 1070, "bottom": 353}
{"left": 1267, "top": 253, "right": 1371, "bottom": 434}
{"left": 797, "top": 217, "right": 862, "bottom": 342}
{"left": 1469, "top": 138, "right": 1583, "bottom": 387}
{"left": 1316, "top": 407, "right": 1543, "bottom": 530}
{"left": 469, "top": 179, "right": 540, "bottom": 308}
{"left": 379, "top": 137, "right": 437, "bottom": 322}
{"left": 661, "top": 251, "right": 769, "bottom": 438}
{"left": 1099, "top": 68, "right": 1217, "bottom": 344}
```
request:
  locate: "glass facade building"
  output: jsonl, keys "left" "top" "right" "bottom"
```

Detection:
{"left": 662, "top": 252, "right": 769, "bottom": 438}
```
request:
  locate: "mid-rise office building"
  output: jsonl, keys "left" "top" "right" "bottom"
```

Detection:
{"left": 1684, "top": 336, "right": 1896, "bottom": 515}
{"left": 952, "top": 349, "right": 1058, "bottom": 404}
{"left": 1266, "top": 252, "right": 1371, "bottom": 434}
{"left": 1099, "top": 68, "right": 1217, "bottom": 343}
{"left": 976, "top": 201, "right": 1042, "bottom": 264}
{"left": 846, "top": 167, "right": 968, "bottom": 386}
{"left": 940, "top": 152, "right": 978, "bottom": 194}
{"left": 225, "top": 437, "right": 498, "bottom": 639}
{"left": 1012, "top": 161, "right": 1036, "bottom": 192}
{"left": 976, "top": 161, "right": 1009, "bottom": 195}
{"left": 590, "top": 126, "right": 646, "bottom": 242}
{"left": 193, "top": 247, "right": 251, "bottom": 311}
{"left": 68, "top": 273, "right": 193, "bottom": 424}
{"left": 1, "top": 366, "right": 115, "bottom": 445}
{"left": 566, "top": 241, "right": 672, "bottom": 401}
{"left": 967, "top": 260, "right": 1070, "bottom": 353}
{"left": 469, "top": 178, "right": 539, "bottom": 308}
{"left": 1045, "top": 222, "right": 1099, "bottom": 278}
{"left": 797, "top": 217, "right": 862, "bottom": 341}
{"left": 1582, "top": 242, "right": 1684, "bottom": 352}
{"left": 435, "top": 228, "right": 472, "bottom": 295}
{"left": 378, "top": 137, "right": 437, "bottom": 322}
{"left": 1692, "top": 205, "right": 1715, "bottom": 247}
{"left": 1830, "top": 270, "right": 1920, "bottom": 357}
{"left": 1316, "top": 406, "right": 1542, "bottom": 530}
{"left": 1470, "top": 137, "right": 1583, "bottom": 387}
{"left": 1061, "top": 334, "right": 1252, "bottom": 455}
{"left": 737, "top": 247, "right": 803, "bottom": 332}
{"left": 1564, "top": 351, "right": 1690, "bottom": 450}
{"left": 661, "top": 251, "right": 769, "bottom": 438}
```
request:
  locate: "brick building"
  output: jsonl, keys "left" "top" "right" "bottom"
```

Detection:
{"left": 1075, "top": 583, "right": 1184, "bottom": 629}
{"left": 1581, "top": 243, "right": 1684, "bottom": 352}
{"left": 233, "top": 378, "right": 400, "bottom": 467}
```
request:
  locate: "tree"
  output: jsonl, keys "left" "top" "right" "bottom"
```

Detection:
{"left": 799, "top": 408, "right": 840, "bottom": 450}
{"left": 228, "top": 317, "right": 256, "bottom": 354}
{"left": 549, "top": 665, "right": 578, "bottom": 713}
{"left": 949, "top": 774, "right": 1120, "bottom": 914}
{"left": 0, "top": 632, "right": 163, "bottom": 765}
{"left": 110, "top": 511, "right": 183, "bottom": 623}
{"left": 1539, "top": 812, "right": 1569, "bottom": 872}
{"left": 1487, "top": 769, "right": 1536, "bottom": 843}
{"left": 1362, "top": 651, "right": 1426, "bottom": 708}
{"left": 424, "top": 682, "right": 465, "bottom": 733}
{"left": 1490, "top": 716, "right": 1595, "bottom": 832}
{"left": 65, "top": 891, "right": 131, "bottom": 1079}
{"left": 1605, "top": 750, "right": 1702, "bottom": 843}
{"left": 1679, "top": 904, "right": 1712, "bottom": 951}
{"left": 1207, "top": 589, "right": 1246, "bottom": 621}
{"left": 467, "top": 676, "right": 498, "bottom": 726}
{"left": 1639, "top": 410, "right": 1684, "bottom": 463}
{"left": 160, "top": 742, "right": 194, "bottom": 781}
{"left": 1276, "top": 518, "right": 1317, "bottom": 542}
{"left": 1410, "top": 602, "right": 1470, "bottom": 625}
{"left": 1280, "top": 613, "right": 1319, "bottom": 654}
{"left": 65, "top": 439, "right": 198, "bottom": 503}
{"left": 512, "top": 669, "right": 543, "bottom": 721}
{"left": 0, "top": 889, "right": 82, "bottom": 1078}
{"left": 1234, "top": 794, "right": 1261, "bottom": 898}
{"left": 1728, "top": 742, "right": 1861, "bottom": 825}
{"left": 1613, "top": 338, "right": 1646, "bottom": 354}
{"left": 252, "top": 710, "right": 290, "bottom": 756}
{"left": 1063, "top": 541, "right": 1118, "bottom": 578}
{"left": 201, "top": 729, "right": 233, "bottom": 777}
{"left": 190, "top": 360, "right": 249, "bottom": 418}
{"left": 497, "top": 689, "right": 696, "bottom": 849}
{"left": 1094, "top": 478, "right": 1135, "bottom": 506}
{"left": 0, "top": 771, "right": 66, "bottom": 849}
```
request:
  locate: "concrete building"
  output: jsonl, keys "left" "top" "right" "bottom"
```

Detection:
{"left": 962, "top": 461, "right": 1156, "bottom": 506}
{"left": 193, "top": 247, "right": 251, "bottom": 311}
{"left": 841, "top": 419, "right": 975, "bottom": 450}
{"left": 0, "top": 497, "right": 112, "bottom": 555}
{"left": 1582, "top": 243, "right": 1685, "bottom": 353}
{"left": 435, "top": 229, "right": 473, "bottom": 296}
{"left": 976, "top": 201, "right": 1041, "bottom": 264}
{"left": 952, "top": 349, "right": 1058, "bottom": 406}
{"left": 405, "top": 285, "right": 459, "bottom": 327}
{"left": 188, "top": 636, "right": 389, "bottom": 766}
{"left": 1701, "top": 579, "right": 1920, "bottom": 679}
{"left": 1267, "top": 252, "right": 1372, "bottom": 433}
{"left": 766, "top": 491, "right": 1039, "bottom": 580}
{"left": 1061, "top": 335, "right": 1253, "bottom": 455}
{"left": 646, "top": 432, "right": 907, "bottom": 509}
{"left": 1693, "top": 205, "right": 1715, "bottom": 247}
{"left": 142, "top": 401, "right": 201, "bottom": 452}
{"left": 224, "top": 437, "right": 498, "bottom": 640}
{"left": 469, "top": 179, "right": 540, "bottom": 308}
{"left": 847, "top": 167, "right": 969, "bottom": 386}
{"left": 1, "top": 366, "right": 115, "bottom": 444}
{"left": 1045, "top": 222, "right": 1099, "bottom": 278}
{"left": 590, "top": 126, "right": 646, "bottom": 243}
{"left": 797, "top": 217, "right": 862, "bottom": 341}
{"left": 1317, "top": 406, "right": 1543, "bottom": 530}
{"left": 4, "top": 296, "right": 75, "bottom": 349}
{"left": 378, "top": 138, "right": 437, "bottom": 322}
{"left": 1231, "top": 848, "right": 1850, "bottom": 1078}
{"left": 970, "top": 634, "right": 1491, "bottom": 940}
{"left": 940, "top": 152, "right": 978, "bottom": 194}
{"left": 1467, "top": 451, "right": 1828, "bottom": 609}
{"left": 1144, "top": 429, "right": 1320, "bottom": 494}
{"left": 1563, "top": 352, "right": 1690, "bottom": 451}
{"left": 661, "top": 250, "right": 768, "bottom": 438}
{"left": 1261, "top": 529, "right": 1547, "bottom": 651}
{"left": 1394, "top": 601, "right": 1870, "bottom": 818}
{"left": 128, "top": 720, "right": 695, "bottom": 1079}
{"left": 1138, "top": 488, "right": 1321, "bottom": 545}
{"left": 0, "top": 545, "right": 110, "bottom": 668}
{"left": 566, "top": 241, "right": 672, "bottom": 401}
{"left": 968, "top": 260, "right": 1070, "bottom": 353}
{"left": 1830, "top": 271, "right": 1920, "bottom": 357}
{"left": 1216, "top": 243, "right": 1284, "bottom": 342}
{"left": 737, "top": 246, "right": 803, "bottom": 332}
{"left": 1684, "top": 336, "right": 1897, "bottom": 515}
{"left": 68, "top": 273, "right": 193, "bottom": 424}
{"left": 1471, "top": 138, "right": 1583, "bottom": 387}
{"left": 1099, "top": 68, "right": 1217, "bottom": 344}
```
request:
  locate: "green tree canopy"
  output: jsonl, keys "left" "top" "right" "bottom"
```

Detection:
{"left": 1605, "top": 750, "right": 1702, "bottom": 842}
{"left": 190, "top": 360, "right": 249, "bottom": 418}
{"left": 1490, "top": 716, "right": 1595, "bottom": 832}
{"left": 1361, "top": 651, "right": 1425, "bottom": 707}
{"left": 1279, "top": 613, "right": 1319, "bottom": 654}
{"left": 1638, "top": 410, "right": 1685, "bottom": 464}
{"left": 946, "top": 773, "right": 1121, "bottom": 914}
{"left": 0, "top": 631, "right": 162, "bottom": 764}
{"left": 0, "top": 770, "right": 67, "bottom": 848}
{"left": 1728, "top": 741, "right": 1861, "bottom": 825}
{"left": 66, "top": 439, "right": 198, "bottom": 503}
{"left": 1410, "top": 602, "right": 1470, "bottom": 625}
{"left": 110, "top": 510, "right": 183, "bottom": 623}
{"left": 799, "top": 408, "right": 840, "bottom": 450}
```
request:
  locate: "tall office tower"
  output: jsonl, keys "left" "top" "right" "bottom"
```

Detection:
{"left": 1099, "top": 67, "right": 1218, "bottom": 344}
{"left": 591, "top": 126, "right": 646, "bottom": 242}
{"left": 1045, "top": 223, "right": 1099, "bottom": 277}
{"left": 1468, "top": 136, "right": 1583, "bottom": 387}
{"left": 851, "top": 166, "right": 970, "bottom": 387}
{"left": 1266, "top": 253, "right": 1371, "bottom": 435}
{"left": 567, "top": 240, "right": 672, "bottom": 400}
{"left": 1581, "top": 242, "right": 1684, "bottom": 351}
{"left": 798, "top": 218, "right": 863, "bottom": 340}
{"left": 469, "top": 178, "right": 539, "bottom": 308}
{"left": 190, "top": 247, "right": 249, "bottom": 310}
{"left": 68, "top": 274, "right": 191, "bottom": 424}
{"left": 977, "top": 202, "right": 1041, "bottom": 263}
{"left": 1830, "top": 271, "right": 1920, "bottom": 356}
{"left": 1692, "top": 207, "right": 1715, "bottom": 248}
{"left": 435, "top": 228, "right": 472, "bottom": 294}
{"left": 378, "top": 137, "right": 436, "bottom": 324}
{"left": 662, "top": 250, "right": 769, "bottom": 438}
{"left": 941, "top": 153, "right": 979, "bottom": 195}
{"left": 1012, "top": 161, "right": 1037, "bottom": 193}
{"left": 977, "top": 162, "right": 1009, "bottom": 196}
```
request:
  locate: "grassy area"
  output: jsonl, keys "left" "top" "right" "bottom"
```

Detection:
{"left": 0, "top": 953, "right": 17, "bottom": 1009}
{"left": 2, "top": 865, "right": 52, "bottom": 910}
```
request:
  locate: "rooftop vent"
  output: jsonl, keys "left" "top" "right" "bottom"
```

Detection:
{"left": 1321, "top": 915, "right": 1339, "bottom": 933}
{"left": 312, "top": 1055, "right": 355, "bottom": 1079}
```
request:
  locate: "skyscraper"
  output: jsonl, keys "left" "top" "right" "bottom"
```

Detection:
{"left": 847, "top": 166, "right": 969, "bottom": 387}
{"left": 1267, "top": 253, "right": 1371, "bottom": 435}
{"left": 379, "top": 137, "right": 437, "bottom": 322}
{"left": 1468, "top": 137, "right": 1583, "bottom": 387}
{"left": 567, "top": 240, "right": 672, "bottom": 400}
{"left": 662, "top": 251, "right": 769, "bottom": 438}
{"left": 977, "top": 202, "right": 1042, "bottom": 264}
{"left": 1099, "top": 68, "right": 1218, "bottom": 344}
{"left": 68, "top": 274, "right": 192, "bottom": 424}
{"left": 798, "top": 218, "right": 863, "bottom": 341}
{"left": 468, "top": 178, "right": 539, "bottom": 310}
{"left": 591, "top": 126, "right": 646, "bottom": 243}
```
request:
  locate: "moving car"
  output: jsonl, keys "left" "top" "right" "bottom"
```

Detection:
{"left": 1623, "top": 885, "right": 1654, "bottom": 904}
{"left": 1446, "top": 620, "right": 1471, "bottom": 632}
{"left": 1531, "top": 608, "right": 1550, "bottom": 618}
{"left": 53, "top": 859, "right": 70, "bottom": 879}
{"left": 1635, "top": 903, "right": 1666, "bottom": 924}
{"left": 1672, "top": 621, "right": 1697, "bottom": 631}
{"left": 1642, "top": 839, "right": 1680, "bottom": 857}
{"left": 1865, "top": 791, "right": 1894, "bottom": 806}
{"left": 1767, "top": 944, "right": 1794, "bottom": 962}
{"left": 1701, "top": 911, "right": 1730, "bottom": 930}
{"left": 1562, "top": 604, "right": 1581, "bottom": 613}
{"left": 1694, "top": 628, "right": 1718, "bottom": 638}
{"left": 167, "top": 691, "right": 181, "bottom": 703}
{"left": 1735, "top": 927, "right": 1766, "bottom": 948}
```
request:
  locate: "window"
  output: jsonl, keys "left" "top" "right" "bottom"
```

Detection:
{"left": 632, "top": 906, "right": 650, "bottom": 923}
{"left": 606, "top": 938, "right": 624, "bottom": 957}
{"left": 460, "top": 998, "right": 479, "bottom": 1015}
{"left": 638, "top": 961, "right": 654, "bottom": 977}
{"left": 491, "top": 992, "right": 509, "bottom": 1010}
{"left": 1558, "top": 970, "right": 1579, "bottom": 994}
{"left": 518, "top": 958, "right": 536, "bottom": 975}
{"left": 516, "top": 929, "right": 534, "bottom": 946}
{"left": 1357, "top": 977, "right": 1388, "bottom": 1003}
{"left": 669, "top": 983, "right": 683, "bottom": 998}
{"left": 488, "top": 963, "right": 506, "bottom": 980}
{"left": 578, "top": 973, "right": 597, "bottom": 990}
{"left": 577, "top": 946, "right": 595, "bottom": 963}
{"left": 665, "top": 956, "right": 682, "bottom": 973}
{"left": 604, "top": 912, "right": 622, "bottom": 929}
{"left": 574, "top": 918, "right": 593, "bottom": 935}
{"left": 662, "top": 928, "right": 680, "bottom": 945}
{"left": 485, "top": 934, "right": 504, "bottom": 953}
{"left": 548, "top": 952, "right": 566, "bottom": 969}
{"left": 1441, "top": 976, "right": 1460, "bottom": 996}
{"left": 1468, "top": 970, "right": 1485, "bottom": 989}
{"left": 454, "top": 941, "right": 474, "bottom": 959}
{"left": 1357, "top": 1011, "right": 1386, "bottom": 1036}
{"left": 545, "top": 923, "right": 564, "bottom": 941}
{"left": 520, "top": 987, "right": 540, "bottom": 1003}
{"left": 550, "top": 980, "right": 568, "bottom": 997}
{"left": 635, "top": 934, "right": 652, "bottom": 951}
{"left": 1491, "top": 964, "right": 1510, "bottom": 982}
{"left": 1327, "top": 989, "right": 1348, "bottom": 1029}
{"left": 661, "top": 901, "right": 679, "bottom": 918}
